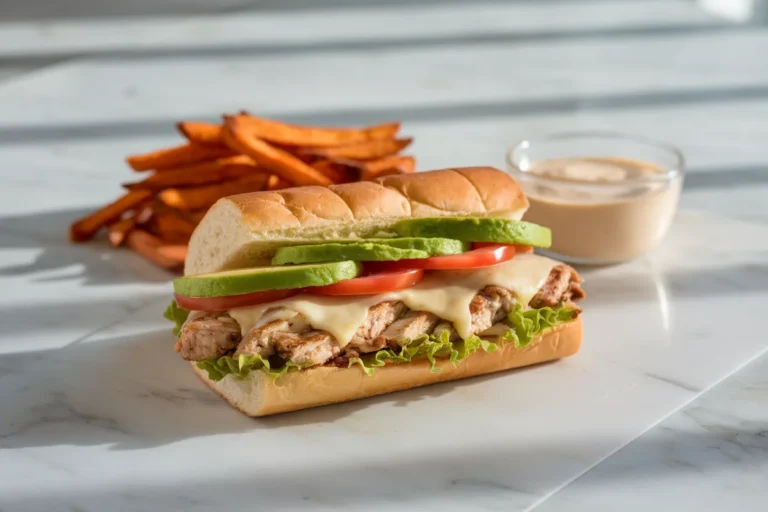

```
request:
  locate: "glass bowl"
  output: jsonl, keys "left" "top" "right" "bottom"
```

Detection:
{"left": 505, "top": 131, "right": 685, "bottom": 265}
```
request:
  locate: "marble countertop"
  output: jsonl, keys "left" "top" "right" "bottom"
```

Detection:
{"left": 1, "top": 1, "right": 767, "bottom": 510}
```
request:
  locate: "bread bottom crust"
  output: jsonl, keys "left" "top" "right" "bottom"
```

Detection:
{"left": 191, "top": 316, "right": 583, "bottom": 417}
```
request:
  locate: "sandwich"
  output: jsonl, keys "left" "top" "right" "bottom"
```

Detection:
{"left": 165, "top": 167, "right": 585, "bottom": 417}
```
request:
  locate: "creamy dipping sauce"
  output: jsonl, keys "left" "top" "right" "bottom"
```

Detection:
{"left": 521, "top": 157, "right": 682, "bottom": 263}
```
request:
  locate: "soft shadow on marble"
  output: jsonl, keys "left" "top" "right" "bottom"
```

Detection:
{"left": 536, "top": 353, "right": 768, "bottom": 512}
{"left": 0, "top": 207, "right": 177, "bottom": 286}
{"left": 1, "top": 212, "right": 768, "bottom": 512}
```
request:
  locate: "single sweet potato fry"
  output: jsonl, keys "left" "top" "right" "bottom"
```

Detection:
{"left": 158, "top": 173, "right": 270, "bottom": 211}
{"left": 222, "top": 117, "right": 333, "bottom": 187}
{"left": 233, "top": 113, "right": 400, "bottom": 148}
{"left": 107, "top": 216, "right": 138, "bottom": 247}
{"left": 302, "top": 138, "right": 412, "bottom": 161}
{"left": 356, "top": 155, "right": 416, "bottom": 180}
{"left": 144, "top": 209, "right": 197, "bottom": 244}
{"left": 70, "top": 189, "right": 153, "bottom": 242}
{"left": 177, "top": 209, "right": 208, "bottom": 225}
{"left": 126, "top": 143, "right": 235, "bottom": 172}
{"left": 126, "top": 230, "right": 184, "bottom": 270}
{"left": 357, "top": 155, "right": 416, "bottom": 174}
{"left": 157, "top": 244, "right": 188, "bottom": 264}
{"left": 177, "top": 121, "right": 224, "bottom": 146}
{"left": 267, "top": 175, "right": 292, "bottom": 190}
{"left": 135, "top": 202, "right": 156, "bottom": 225}
{"left": 123, "top": 155, "right": 260, "bottom": 191}
{"left": 361, "top": 166, "right": 409, "bottom": 181}
{"left": 280, "top": 146, "right": 318, "bottom": 164}
{"left": 311, "top": 160, "right": 358, "bottom": 184}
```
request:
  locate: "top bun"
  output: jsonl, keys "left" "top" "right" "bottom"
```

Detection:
{"left": 184, "top": 166, "right": 529, "bottom": 275}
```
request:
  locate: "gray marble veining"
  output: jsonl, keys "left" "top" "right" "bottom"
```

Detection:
{"left": 536, "top": 354, "right": 768, "bottom": 511}
{"left": 0, "top": 0, "right": 767, "bottom": 510}
{"left": 2, "top": 212, "right": 767, "bottom": 512}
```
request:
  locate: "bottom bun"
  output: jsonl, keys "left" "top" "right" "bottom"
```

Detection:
{"left": 191, "top": 316, "right": 582, "bottom": 417}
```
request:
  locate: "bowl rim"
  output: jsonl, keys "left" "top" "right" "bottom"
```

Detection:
{"left": 505, "top": 130, "right": 685, "bottom": 187}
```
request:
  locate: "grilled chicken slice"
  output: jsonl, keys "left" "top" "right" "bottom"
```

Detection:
{"left": 529, "top": 264, "right": 585, "bottom": 309}
{"left": 379, "top": 311, "right": 440, "bottom": 345}
{"left": 174, "top": 312, "right": 242, "bottom": 361}
{"left": 346, "top": 301, "right": 408, "bottom": 355}
{"left": 235, "top": 310, "right": 311, "bottom": 358}
{"left": 274, "top": 331, "right": 340, "bottom": 366}
{"left": 431, "top": 286, "right": 517, "bottom": 342}
{"left": 470, "top": 286, "right": 517, "bottom": 334}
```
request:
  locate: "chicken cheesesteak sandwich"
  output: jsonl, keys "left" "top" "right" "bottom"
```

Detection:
{"left": 165, "top": 167, "right": 585, "bottom": 416}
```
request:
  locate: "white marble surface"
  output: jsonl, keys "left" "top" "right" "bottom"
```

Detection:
{"left": 537, "top": 351, "right": 768, "bottom": 511}
{"left": 1, "top": 1, "right": 767, "bottom": 510}
{"left": 1, "top": 211, "right": 767, "bottom": 512}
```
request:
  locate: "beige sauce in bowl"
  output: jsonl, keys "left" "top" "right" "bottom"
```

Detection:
{"left": 521, "top": 157, "right": 683, "bottom": 263}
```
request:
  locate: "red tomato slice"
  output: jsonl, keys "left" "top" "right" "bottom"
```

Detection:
{"left": 367, "top": 243, "right": 516, "bottom": 272}
{"left": 473, "top": 242, "right": 533, "bottom": 254}
{"left": 174, "top": 288, "right": 298, "bottom": 312}
{"left": 306, "top": 268, "right": 425, "bottom": 296}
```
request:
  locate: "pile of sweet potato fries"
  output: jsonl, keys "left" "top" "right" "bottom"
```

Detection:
{"left": 69, "top": 113, "right": 416, "bottom": 271}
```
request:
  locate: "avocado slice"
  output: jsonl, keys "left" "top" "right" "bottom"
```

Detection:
{"left": 272, "top": 237, "right": 468, "bottom": 265}
{"left": 174, "top": 261, "right": 361, "bottom": 298}
{"left": 392, "top": 218, "right": 552, "bottom": 248}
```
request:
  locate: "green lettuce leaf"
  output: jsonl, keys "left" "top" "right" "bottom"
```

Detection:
{"left": 164, "top": 300, "right": 190, "bottom": 337}
{"left": 507, "top": 303, "right": 576, "bottom": 348}
{"left": 196, "top": 353, "right": 312, "bottom": 382}
{"left": 348, "top": 331, "right": 451, "bottom": 376}
{"left": 190, "top": 302, "right": 576, "bottom": 382}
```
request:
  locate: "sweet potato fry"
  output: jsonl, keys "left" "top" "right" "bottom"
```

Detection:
{"left": 126, "top": 143, "right": 235, "bottom": 172}
{"left": 233, "top": 113, "right": 400, "bottom": 148}
{"left": 357, "top": 155, "right": 416, "bottom": 174}
{"left": 144, "top": 209, "right": 197, "bottom": 244}
{"left": 157, "top": 244, "right": 188, "bottom": 264}
{"left": 126, "top": 230, "right": 185, "bottom": 270}
{"left": 176, "top": 121, "right": 224, "bottom": 146}
{"left": 70, "top": 110, "right": 417, "bottom": 272}
{"left": 70, "top": 189, "right": 153, "bottom": 242}
{"left": 311, "top": 160, "right": 358, "bottom": 184}
{"left": 267, "top": 175, "right": 292, "bottom": 190}
{"left": 355, "top": 155, "right": 416, "bottom": 180}
{"left": 222, "top": 117, "right": 333, "bottom": 187}
{"left": 158, "top": 173, "right": 270, "bottom": 211}
{"left": 280, "top": 146, "right": 318, "bottom": 164}
{"left": 361, "top": 166, "right": 409, "bottom": 181}
{"left": 123, "top": 155, "right": 260, "bottom": 191}
{"left": 301, "top": 138, "right": 412, "bottom": 161}
{"left": 107, "top": 216, "right": 138, "bottom": 247}
{"left": 135, "top": 202, "right": 156, "bottom": 225}
{"left": 177, "top": 209, "right": 208, "bottom": 225}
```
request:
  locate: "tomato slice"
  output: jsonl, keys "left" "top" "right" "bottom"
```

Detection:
{"left": 306, "top": 268, "right": 425, "bottom": 296}
{"left": 366, "top": 243, "right": 516, "bottom": 272}
{"left": 174, "top": 288, "right": 298, "bottom": 312}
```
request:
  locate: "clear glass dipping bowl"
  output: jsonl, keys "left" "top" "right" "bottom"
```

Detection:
{"left": 506, "top": 132, "right": 685, "bottom": 265}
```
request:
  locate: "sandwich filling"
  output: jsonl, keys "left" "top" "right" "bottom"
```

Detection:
{"left": 168, "top": 254, "right": 584, "bottom": 381}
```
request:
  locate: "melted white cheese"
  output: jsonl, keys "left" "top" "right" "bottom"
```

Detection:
{"left": 228, "top": 254, "right": 558, "bottom": 348}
